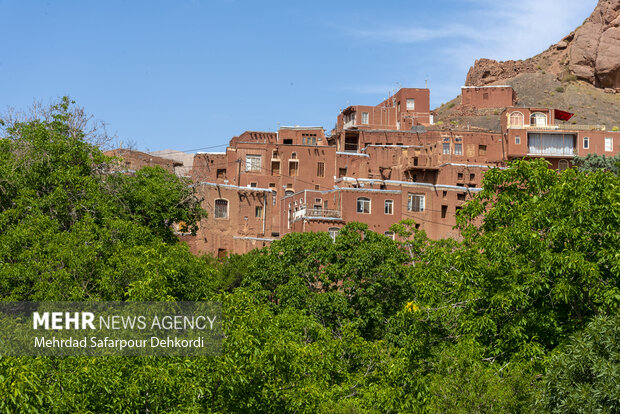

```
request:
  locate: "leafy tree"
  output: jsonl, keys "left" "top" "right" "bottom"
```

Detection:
{"left": 539, "top": 313, "right": 620, "bottom": 414}
{"left": 573, "top": 153, "right": 620, "bottom": 174}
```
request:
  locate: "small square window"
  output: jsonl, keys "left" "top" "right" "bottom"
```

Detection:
{"left": 469, "top": 173, "right": 475, "bottom": 181}
{"left": 478, "top": 145, "right": 487, "bottom": 156}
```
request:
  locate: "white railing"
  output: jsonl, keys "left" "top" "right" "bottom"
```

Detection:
{"left": 293, "top": 206, "right": 342, "bottom": 220}
{"left": 509, "top": 124, "right": 605, "bottom": 131}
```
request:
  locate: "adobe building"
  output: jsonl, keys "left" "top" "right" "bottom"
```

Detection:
{"left": 106, "top": 86, "right": 620, "bottom": 257}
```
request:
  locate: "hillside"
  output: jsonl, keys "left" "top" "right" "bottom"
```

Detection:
{"left": 434, "top": 0, "right": 620, "bottom": 131}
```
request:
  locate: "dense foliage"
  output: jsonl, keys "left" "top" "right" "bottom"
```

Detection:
{"left": 0, "top": 100, "right": 618, "bottom": 412}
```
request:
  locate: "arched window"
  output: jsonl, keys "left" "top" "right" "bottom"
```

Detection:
{"left": 214, "top": 199, "right": 228, "bottom": 219}
{"left": 530, "top": 112, "right": 547, "bottom": 127}
{"left": 583, "top": 136, "right": 590, "bottom": 149}
{"left": 558, "top": 159, "right": 570, "bottom": 172}
{"left": 510, "top": 111, "right": 524, "bottom": 127}
{"left": 328, "top": 227, "right": 340, "bottom": 242}
{"left": 356, "top": 197, "right": 371, "bottom": 214}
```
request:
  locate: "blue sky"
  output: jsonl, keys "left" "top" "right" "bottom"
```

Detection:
{"left": 0, "top": 0, "right": 597, "bottom": 152}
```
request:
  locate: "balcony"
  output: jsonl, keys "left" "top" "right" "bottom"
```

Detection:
{"left": 293, "top": 205, "right": 342, "bottom": 221}
{"left": 508, "top": 124, "right": 605, "bottom": 132}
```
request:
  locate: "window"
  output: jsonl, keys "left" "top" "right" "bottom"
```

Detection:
{"left": 515, "top": 135, "right": 521, "bottom": 145}
{"left": 443, "top": 143, "right": 451, "bottom": 155}
{"left": 338, "top": 168, "right": 347, "bottom": 178}
{"left": 558, "top": 159, "right": 570, "bottom": 172}
{"left": 285, "top": 190, "right": 294, "bottom": 196}
{"left": 457, "top": 172, "right": 463, "bottom": 180}
{"left": 328, "top": 227, "right": 339, "bottom": 242}
{"left": 283, "top": 139, "right": 293, "bottom": 145}
{"left": 255, "top": 206, "right": 263, "bottom": 218}
{"left": 216, "top": 168, "right": 226, "bottom": 179}
{"left": 214, "top": 199, "right": 228, "bottom": 219}
{"left": 272, "top": 150, "right": 278, "bottom": 158}
{"left": 384, "top": 231, "right": 395, "bottom": 240}
{"left": 272, "top": 191, "right": 277, "bottom": 205}
{"left": 245, "top": 154, "right": 261, "bottom": 172}
{"left": 269, "top": 182, "right": 276, "bottom": 187}
{"left": 317, "top": 162, "right": 325, "bottom": 177}
{"left": 289, "top": 161, "right": 298, "bottom": 176}
{"left": 250, "top": 182, "right": 257, "bottom": 188}
{"left": 291, "top": 152, "right": 297, "bottom": 159}
{"left": 454, "top": 143, "right": 463, "bottom": 155}
{"left": 441, "top": 205, "right": 448, "bottom": 218}
{"left": 442, "top": 191, "right": 447, "bottom": 199}
{"left": 478, "top": 145, "right": 487, "bottom": 156}
{"left": 457, "top": 193, "right": 466, "bottom": 201}
{"left": 384, "top": 199, "right": 393, "bottom": 215}
{"left": 469, "top": 173, "right": 475, "bottom": 181}
{"left": 605, "top": 137, "right": 613, "bottom": 152}
{"left": 583, "top": 136, "right": 589, "bottom": 149}
{"left": 406, "top": 99, "right": 415, "bottom": 110}
{"left": 362, "top": 112, "right": 369, "bottom": 124}
{"left": 356, "top": 197, "right": 371, "bottom": 214}
{"left": 510, "top": 112, "right": 524, "bottom": 127}
{"left": 483, "top": 92, "right": 489, "bottom": 100}
{"left": 407, "top": 194, "right": 425, "bottom": 212}
{"left": 530, "top": 112, "right": 547, "bottom": 127}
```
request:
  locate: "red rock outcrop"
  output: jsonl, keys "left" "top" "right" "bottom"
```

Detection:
{"left": 466, "top": 0, "right": 620, "bottom": 89}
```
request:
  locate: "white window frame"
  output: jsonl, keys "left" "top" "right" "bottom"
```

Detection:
{"left": 510, "top": 111, "right": 524, "bottom": 127}
{"left": 384, "top": 199, "right": 393, "bottom": 215}
{"left": 406, "top": 99, "right": 415, "bottom": 111}
{"left": 515, "top": 135, "right": 521, "bottom": 145}
{"left": 384, "top": 231, "right": 395, "bottom": 240}
{"left": 583, "top": 136, "right": 589, "bottom": 149}
{"left": 362, "top": 112, "right": 369, "bottom": 125}
{"left": 530, "top": 112, "right": 547, "bottom": 127}
{"left": 328, "top": 227, "right": 340, "bottom": 242}
{"left": 214, "top": 199, "right": 229, "bottom": 219}
{"left": 605, "top": 137, "right": 613, "bottom": 152}
{"left": 442, "top": 143, "right": 451, "bottom": 155}
{"left": 407, "top": 194, "right": 425, "bottom": 212}
{"left": 356, "top": 197, "right": 371, "bottom": 214}
{"left": 245, "top": 154, "right": 261, "bottom": 172}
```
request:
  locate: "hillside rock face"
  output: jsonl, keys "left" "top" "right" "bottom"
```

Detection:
{"left": 466, "top": 0, "right": 620, "bottom": 89}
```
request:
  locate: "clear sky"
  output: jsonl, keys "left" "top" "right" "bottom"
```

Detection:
{"left": 0, "top": 0, "right": 597, "bottom": 153}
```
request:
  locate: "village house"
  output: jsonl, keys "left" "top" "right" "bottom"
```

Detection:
{"left": 107, "top": 86, "right": 620, "bottom": 256}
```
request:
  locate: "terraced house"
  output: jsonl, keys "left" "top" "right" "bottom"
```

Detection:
{"left": 109, "top": 86, "right": 620, "bottom": 256}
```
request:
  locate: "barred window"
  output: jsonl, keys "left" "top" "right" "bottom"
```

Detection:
{"left": 214, "top": 199, "right": 228, "bottom": 219}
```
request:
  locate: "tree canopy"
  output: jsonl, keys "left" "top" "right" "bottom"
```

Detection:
{"left": 0, "top": 100, "right": 618, "bottom": 413}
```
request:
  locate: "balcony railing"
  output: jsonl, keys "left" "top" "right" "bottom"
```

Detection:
{"left": 508, "top": 124, "right": 605, "bottom": 131}
{"left": 293, "top": 205, "right": 342, "bottom": 221}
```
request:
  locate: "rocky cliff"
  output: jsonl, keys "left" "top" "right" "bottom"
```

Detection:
{"left": 466, "top": 0, "right": 620, "bottom": 90}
